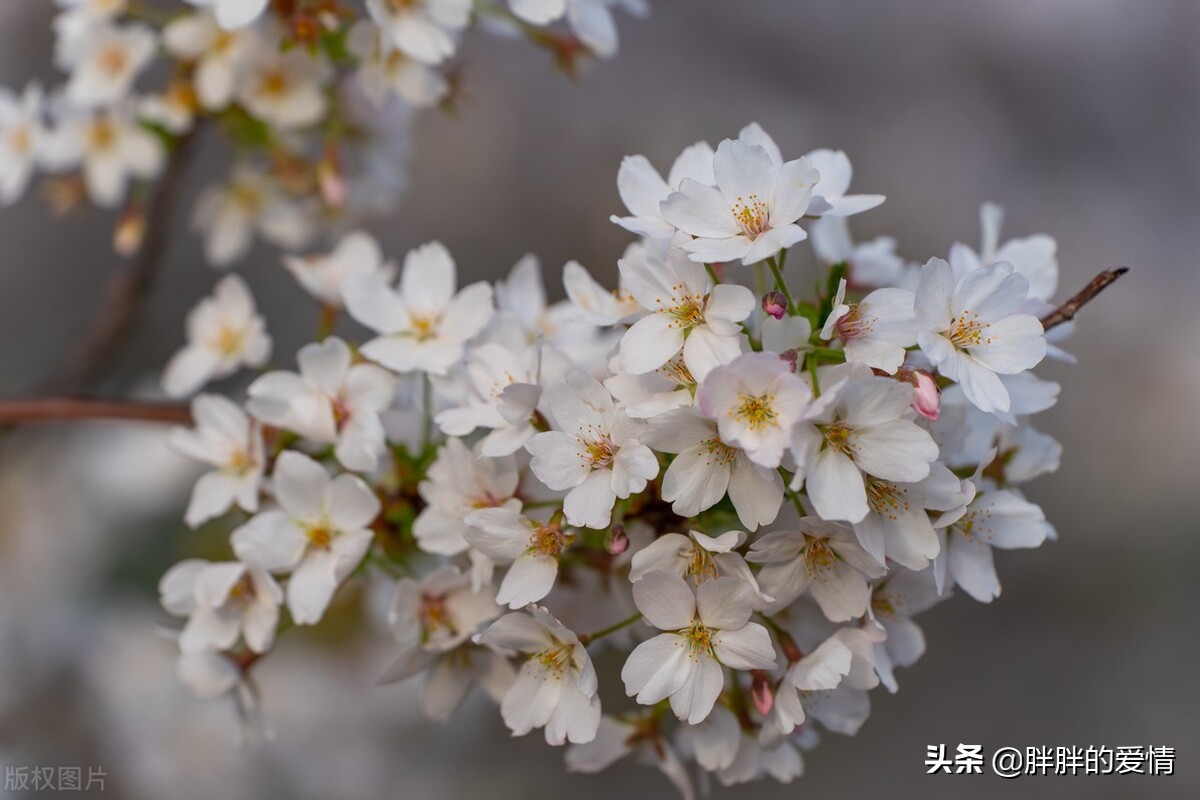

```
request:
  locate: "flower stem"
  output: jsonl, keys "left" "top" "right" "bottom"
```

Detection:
{"left": 0, "top": 397, "right": 192, "bottom": 426}
{"left": 579, "top": 611, "right": 643, "bottom": 645}
{"left": 704, "top": 263, "right": 720, "bottom": 285}
{"left": 420, "top": 373, "right": 433, "bottom": 451}
{"left": 764, "top": 256, "right": 796, "bottom": 313}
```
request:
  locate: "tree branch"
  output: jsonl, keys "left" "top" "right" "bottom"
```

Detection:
{"left": 1040, "top": 268, "right": 1129, "bottom": 332}
{"left": 0, "top": 397, "right": 191, "bottom": 426}
{"left": 50, "top": 127, "right": 201, "bottom": 392}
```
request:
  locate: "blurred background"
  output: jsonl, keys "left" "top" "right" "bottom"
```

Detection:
{"left": 1, "top": 0, "right": 1198, "bottom": 798}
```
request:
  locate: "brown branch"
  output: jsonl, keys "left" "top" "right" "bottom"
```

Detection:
{"left": 50, "top": 127, "right": 202, "bottom": 392}
{"left": 0, "top": 397, "right": 192, "bottom": 426}
{"left": 1040, "top": 267, "right": 1129, "bottom": 332}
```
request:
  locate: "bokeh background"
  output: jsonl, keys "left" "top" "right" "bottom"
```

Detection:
{"left": 1, "top": 1, "right": 1198, "bottom": 798}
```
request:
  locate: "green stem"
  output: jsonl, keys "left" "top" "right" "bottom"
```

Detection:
{"left": 764, "top": 256, "right": 796, "bottom": 313}
{"left": 580, "top": 611, "right": 643, "bottom": 645}
{"left": 420, "top": 373, "right": 433, "bottom": 451}
{"left": 704, "top": 263, "right": 720, "bottom": 285}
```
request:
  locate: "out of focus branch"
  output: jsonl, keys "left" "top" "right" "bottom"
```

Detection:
{"left": 50, "top": 127, "right": 202, "bottom": 392}
{"left": 0, "top": 397, "right": 191, "bottom": 426}
{"left": 1040, "top": 267, "right": 1129, "bottom": 332}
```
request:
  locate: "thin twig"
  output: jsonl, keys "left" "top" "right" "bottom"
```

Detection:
{"left": 0, "top": 397, "right": 191, "bottom": 426}
{"left": 1040, "top": 268, "right": 1129, "bottom": 332}
{"left": 50, "top": 127, "right": 202, "bottom": 392}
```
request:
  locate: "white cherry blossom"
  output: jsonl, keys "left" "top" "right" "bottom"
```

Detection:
{"left": 465, "top": 508, "right": 574, "bottom": 608}
{"left": 40, "top": 105, "right": 164, "bottom": 207}
{"left": 162, "top": 275, "right": 271, "bottom": 397}
{"left": 159, "top": 559, "right": 282, "bottom": 654}
{"left": 247, "top": 337, "right": 398, "bottom": 472}
{"left": 163, "top": 11, "right": 255, "bottom": 111}
{"left": 525, "top": 371, "right": 658, "bottom": 529}
{"left": 622, "top": 571, "right": 775, "bottom": 724}
{"left": 611, "top": 140, "right": 715, "bottom": 243}
{"left": 413, "top": 438, "right": 521, "bottom": 556}
{"left": 0, "top": 84, "right": 45, "bottom": 204}
{"left": 231, "top": 452, "right": 380, "bottom": 624}
{"left": 820, "top": 277, "right": 918, "bottom": 374}
{"left": 63, "top": 23, "right": 157, "bottom": 108}
{"left": 365, "top": 0, "right": 472, "bottom": 66}
{"left": 192, "top": 168, "right": 312, "bottom": 267}
{"left": 343, "top": 240, "right": 495, "bottom": 375}
{"left": 185, "top": 0, "right": 270, "bottom": 30}
{"left": 282, "top": 230, "right": 394, "bottom": 309}
{"left": 169, "top": 394, "right": 265, "bottom": 527}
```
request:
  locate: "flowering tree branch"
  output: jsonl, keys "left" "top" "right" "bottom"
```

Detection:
{"left": 1040, "top": 267, "right": 1129, "bottom": 332}
{"left": 0, "top": 397, "right": 191, "bottom": 426}
{"left": 50, "top": 128, "right": 201, "bottom": 393}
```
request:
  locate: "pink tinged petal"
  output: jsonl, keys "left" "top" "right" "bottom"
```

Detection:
{"left": 619, "top": 313, "right": 685, "bottom": 374}
{"left": 297, "top": 336, "right": 351, "bottom": 396}
{"left": 623, "top": 636, "right": 692, "bottom": 706}
{"left": 851, "top": 420, "right": 937, "bottom": 483}
{"left": 713, "top": 139, "right": 777, "bottom": 210}
{"left": 774, "top": 683, "right": 806, "bottom": 733}
{"left": 615, "top": 154, "right": 669, "bottom": 220}
{"left": 230, "top": 511, "right": 307, "bottom": 572}
{"left": 544, "top": 682, "right": 601, "bottom": 745}
{"left": 628, "top": 533, "right": 693, "bottom": 581}
{"left": 704, "top": 283, "right": 756, "bottom": 330}
{"left": 660, "top": 178, "right": 739, "bottom": 238}
{"left": 525, "top": 431, "right": 592, "bottom": 490}
{"left": 496, "top": 554, "right": 559, "bottom": 608}
{"left": 463, "top": 507, "right": 531, "bottom": 561}
{"left": 791, "top": 636, "right": 853, "bottom": 690}
{"left": 184, "top": 470, "right": 241, "bottom": 527}
{"left": 952, "top": 262, "right": 1030, "bottom": 321}
{"left": 501, "top": 660, "right": 566, "bottom": 736}
{"left": 611, "top": 441, "right": 658, "bottom": 497}
{"left": 542, "top": 371, "right": 613, "bottom": 435}
{"left": 712, "top": 623, "right": 776, "bottom": 670}
{"left": 948, "top": 534, "right": 1000, "bottom": 602}
{"left": 810, "top": 563, "right": 871, "bottom": 622}
{"left": 682, "top": 326, "right": 742, "bottom": 382}
{"left": 914, "top": 258, "right": 954, "bottom": 330}
{"left": 326, "top": 473, "right": 381, "bottom": 530}
{"left": 670, "top": 654, "right": 724, "bottom": 724}
{"left": 440, "top": 281, "right": 495, "bottom": 343}
{"left": 563, "top": 469, "right": 618, "bottom": 529}
{"left": 742, "top": 224, "right": 807, "bottom": 265}
{"left": 422, "top": 656, "right": 474, "bottom": 722}
{"left": 807, "top": 448, "right": 869, "bottom": 523}
{"left": 342, "top": 274, "right": 410, "bottom": 335}
{"left": 272, "top": 451, "right": 331, "bottom": 522}
{"left": 159, "top": 559, "right": 207, "bottom": 616}
{"left": 679, "top": 233, "right": 753, "bottom": 265}
{"left": 969, "top": 314, "right": 1046, "bottom": 373}
{"left": 695, "top": 576, "right": 755, "bottom": 630}
{"left": 727, "top": 457, "right": 782, "bottom": 530}
{"left": 475, "top": 611, "right": 552, "bottom": 653}
{"left": 632, "top": 570, "right": 697, "bottom": 630}
{"left": 769, "top": 157, "right": 819, "bottom": 224}
{"left": 287, "top": 550, "right": 340, "bottom": 624}
{"left": 661, "top": 450, "right": 732, "bottom": 519}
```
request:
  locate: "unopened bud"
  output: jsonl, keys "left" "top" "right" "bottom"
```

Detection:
{"left": 318, "top": 146, "right": 347, "bottom": 210}
{"left": 750, "top": 670, "right": 774, "bottom": 716}
{"left": 605, "top": 524, "right": 629, "bottom": 556}
{"left": 903, "top": 368, "right": 940, "bottom": 421}
{"left": 762, "top": 290, "right": 788, "bottom": 320}
{"left": 113, "top": 207, "right": 146, "bottom": 256}
{"left": 778, "top": 348, "right": 800, "bottom": 373}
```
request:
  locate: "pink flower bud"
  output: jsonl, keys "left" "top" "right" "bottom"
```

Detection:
{"left": 909, "top": 369, "right": 940, "bottom": 421}
{"left": 762, "top": 290, "right": 788, "bottom": 320}
{"left": 751, "top": 671, "right": 775, "bottom": 716}
{"left": 605, "top": 524, "right": 629, "bottom": 556}
{"left": 318, "top": 148, "right": 347, "bottom": 210}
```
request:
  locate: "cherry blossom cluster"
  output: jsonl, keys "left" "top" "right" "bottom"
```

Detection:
{"left": 0, "top": 0, "right": 647, "bottom": 265}
{"left": 157, "top": 122, "right": 1069, "bottom": 793}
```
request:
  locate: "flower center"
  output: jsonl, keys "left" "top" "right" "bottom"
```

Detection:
{"left": 419, "top": 593, "right": 453, "bottom": 637}
{"left": 667, "top": 289, "right": 706, "bottom": 329}
{"left": 731, "top": 194, "right": 770, "bottom": 238}
{"left": 527, "top": 522, "right": 570, "bottom": 558}
{"left": 228, "top": 573, "right": 256, "bottom": 607}
{"left": 655, "top": 353, "right": 695, "bottom": 387}
{"left": 866, "top": 478, "right": 909, "bottom": 520}
{"left": 87, "top": 118, "right": 116, "bottom": 152}
{"left": 835, "top": 304, "right": 875, "bottom": 341}
{"left": 686, "top": 547, "right": 719, "bottom": 582}
{"left": 953, "top": 509, "right": 993, "bottom": 542}
{"left": 733, "top": 393, "right": 777, "bottom": 431}
{"left": 947, "top": 310, "right": 992, "bottom": 349}
{"left": 871, "top": 592, "right": 896, "bottom": 617}
{"left": 700, "top": 436, "right": 738, "bottom": 467}
{"left": 802, "top": 536, "right": 836, "bottom": 577}
{"left": 535, "top": 643, "right": 573, "bottom": 676}
{"left": 212, "top": 324, "right": 245, "bottom": 357}
{"left": 583, "top": 436, "right": 615, "bottom": 468}
{"left": 821, "top": 420, "right": 854, "bottom": 455}
{"left": 7, "top": 125, "right": 31, "bottom": 156}
{"left": 409, "top": 314, "right": 438, "bottom": 341}
{"left": 683, "top": 621, "right": 716, "bottom": 658}
{"left": 98, "top": 43, "right": 130, "bottom": 77}
{"left": 226, "top": 446, "right": 254, "bottom": 473}
{"left": 306, "top": 523, "right": 334, "bottom": 551}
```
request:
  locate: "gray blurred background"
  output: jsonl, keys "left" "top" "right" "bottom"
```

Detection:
{"left": 1, "top": 1, "right": 1198, "bottom": 798}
